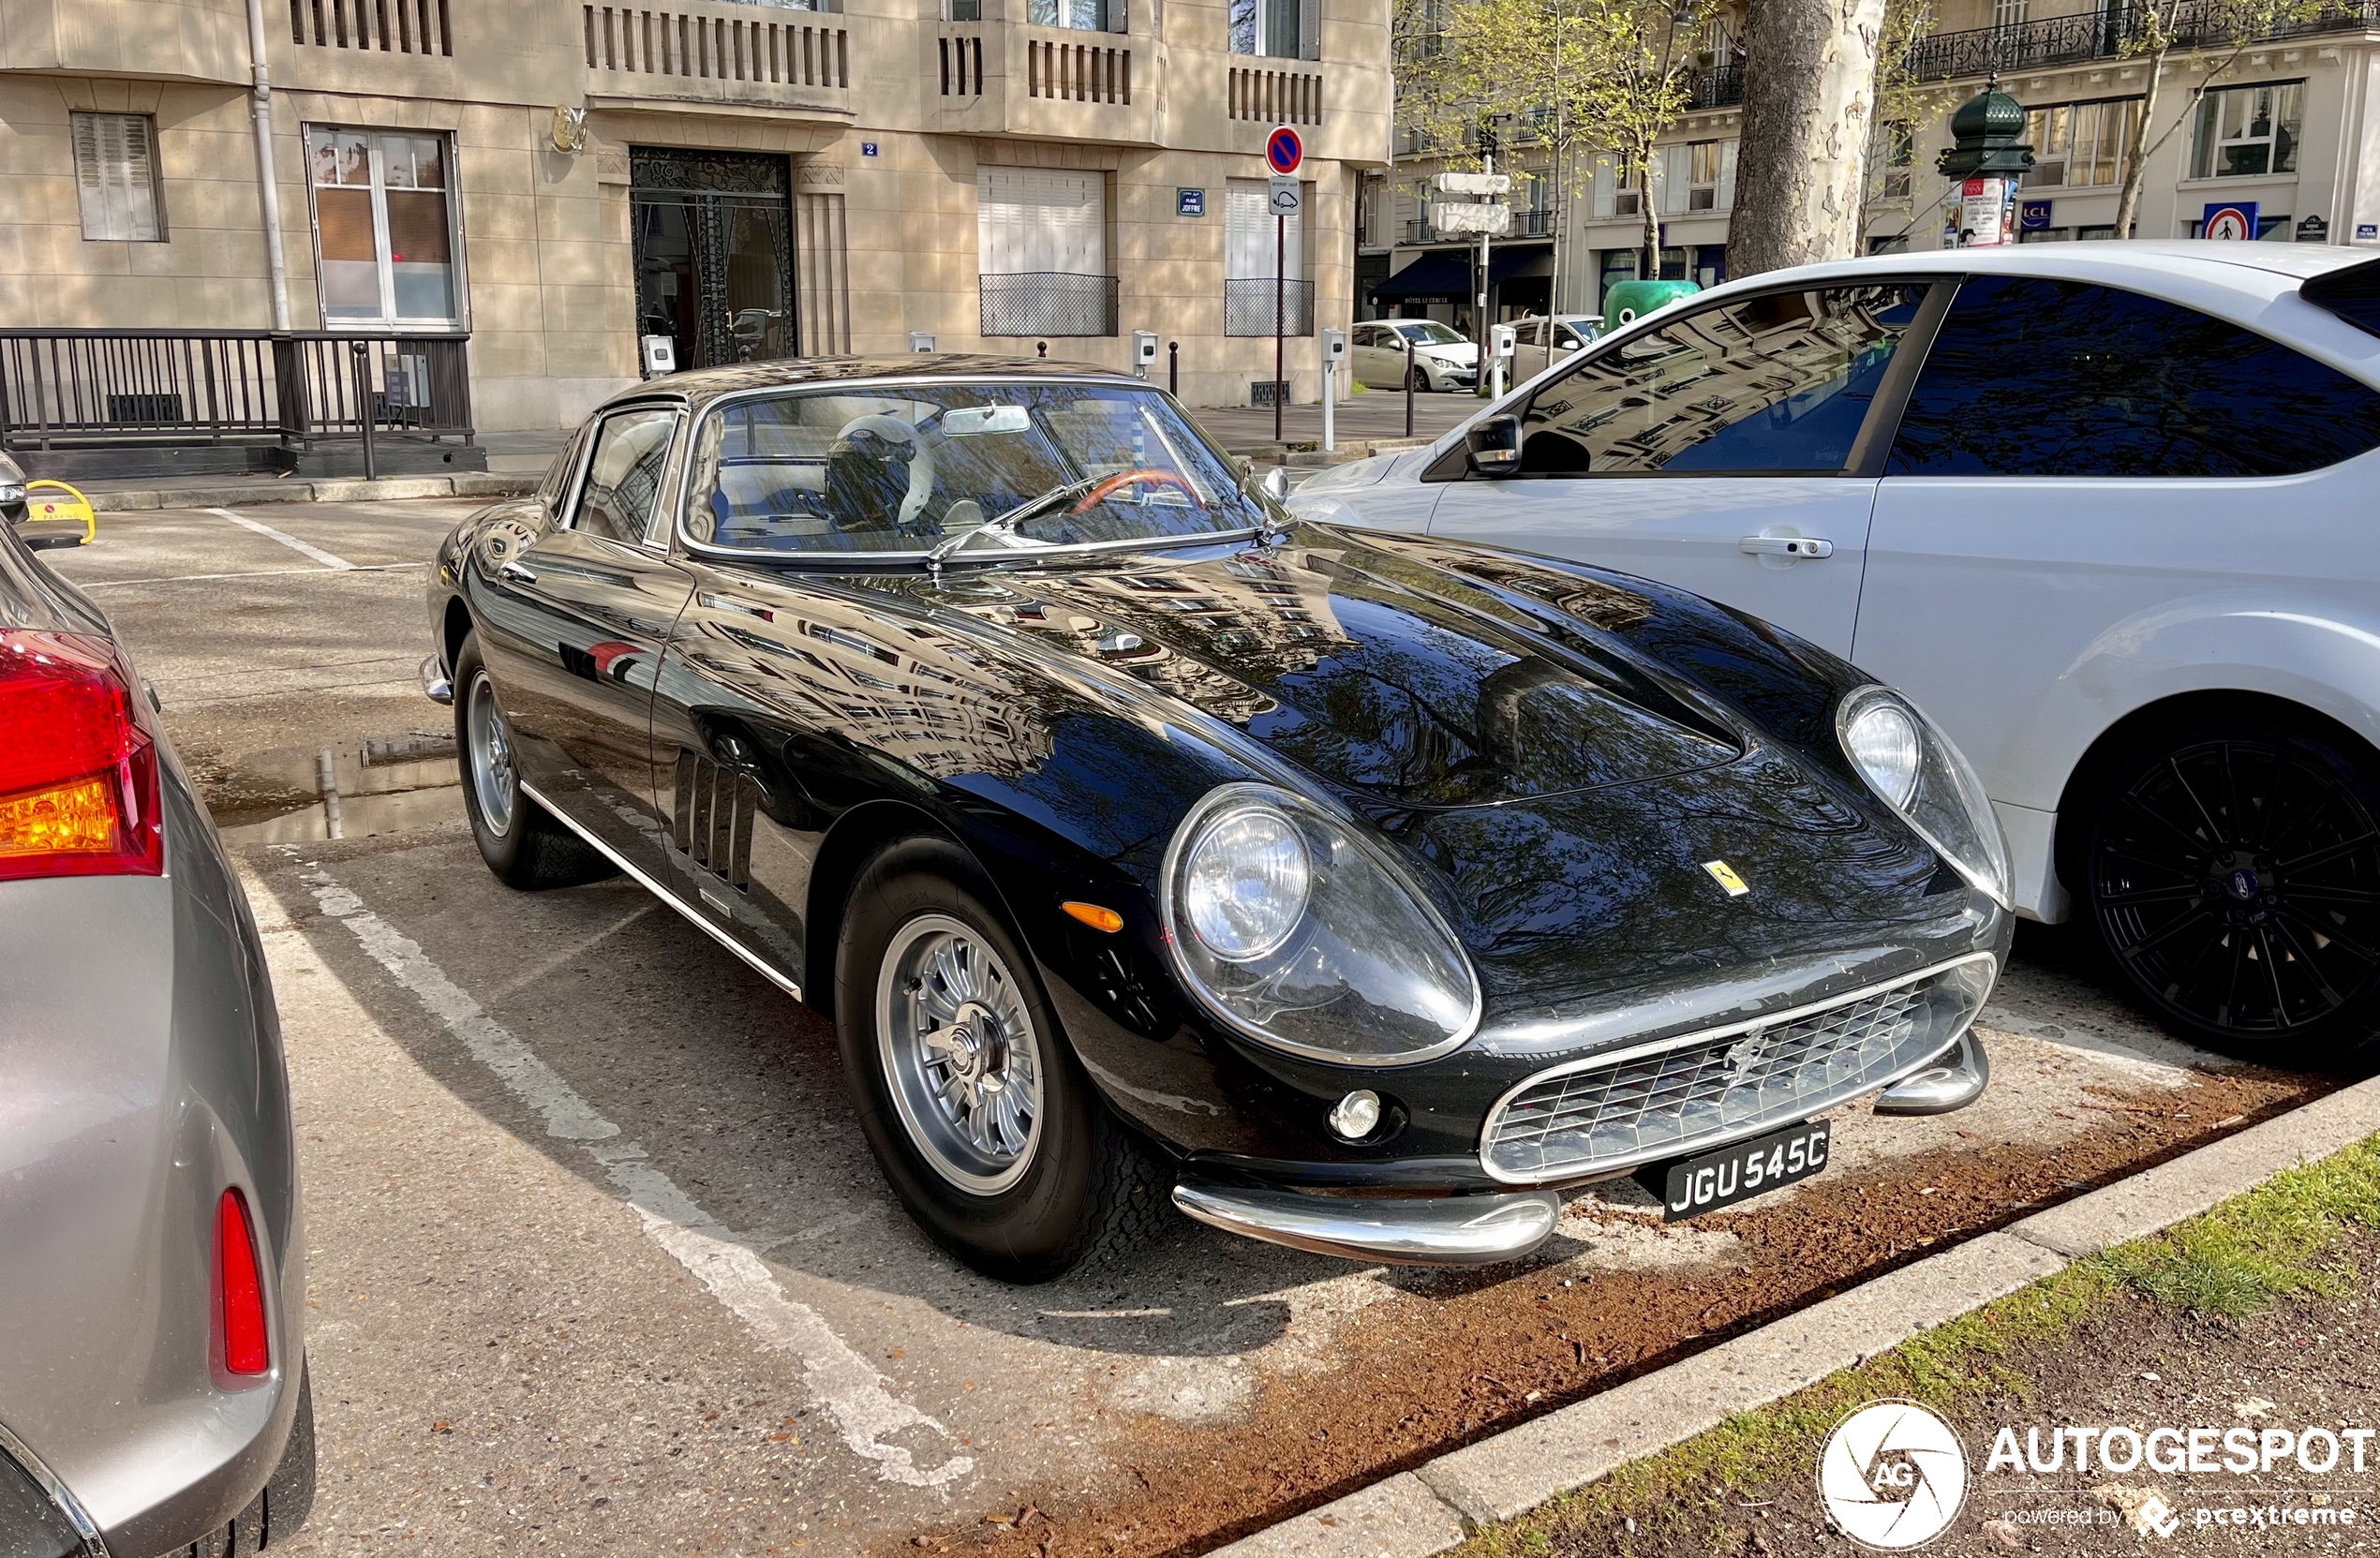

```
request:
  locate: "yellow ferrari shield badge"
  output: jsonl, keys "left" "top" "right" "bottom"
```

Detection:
{"left": 1702, "top": 859, "right": 1750, "bottom": 898}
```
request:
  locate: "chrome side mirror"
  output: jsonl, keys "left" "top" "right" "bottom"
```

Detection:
{"left": 1259, "top": 465, "right": 1290, "bottom": 501}
{"left": 1466, "top": 414, "right": 1522, "bottom": 476}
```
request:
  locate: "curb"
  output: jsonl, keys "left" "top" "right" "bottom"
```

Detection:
{"left": 1207, "top": 1072, "right": 2380, "bottom": 1558}
{"left": 83, "top": 472, "right": 536, "bottom": 512}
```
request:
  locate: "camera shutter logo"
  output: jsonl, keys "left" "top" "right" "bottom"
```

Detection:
{"left": 1817, "top": 1400, "right": 1970, "bottom": 1551}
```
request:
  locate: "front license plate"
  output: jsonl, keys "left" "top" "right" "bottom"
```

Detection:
{"left": 1650, "top": 1120, "right": 1831, "bottom": 1223}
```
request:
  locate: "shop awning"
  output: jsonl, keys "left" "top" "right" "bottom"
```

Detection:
{"left": 1370, "top": 250, "right": 1470, "bottom": 301}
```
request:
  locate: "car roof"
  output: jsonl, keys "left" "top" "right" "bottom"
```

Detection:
{"left": 596, "top": 353, "right": 1141, "bottom": 417}
{"left": 1718, "top": 240, "right": 2374, "bottom": 304}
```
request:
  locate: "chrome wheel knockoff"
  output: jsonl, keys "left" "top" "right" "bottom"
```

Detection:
{"left": 876, "top": 913, "right": 1045, "bottom": 1194}
{"left": 465, "top": 670, "right": 517, "bottom": 838}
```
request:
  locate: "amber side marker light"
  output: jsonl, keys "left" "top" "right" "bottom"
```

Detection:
{"left": 1063, "top": 901, "right": 1124, "bottom": 933}
{"left": 214, "top": 1189, "right": 272, "bottom": 1378}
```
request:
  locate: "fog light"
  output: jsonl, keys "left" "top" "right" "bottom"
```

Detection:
{"left": 1327, "top": 1090, "right": 1381, "bottom": 1141}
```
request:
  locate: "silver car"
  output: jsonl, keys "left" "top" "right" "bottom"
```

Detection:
{"left": 0, "top": 509, "right": 314, "bottom": 1553}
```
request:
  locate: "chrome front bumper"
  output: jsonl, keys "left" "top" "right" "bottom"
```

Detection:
{"left": 1171, "top": 1181, "right": 1563, "bottom": 1266}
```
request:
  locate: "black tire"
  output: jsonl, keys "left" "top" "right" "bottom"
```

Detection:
{"left": 1405, "top": 364, "right": 1427, "bottom": 393}
{"left": 2083, "top": 712, "right": 2380, "bottom": 1068}
{"left": 833, "top": 837, "right": 1166, "bottom": 1282}
{"left": 451, "top": 630, "right": 617, "bottom": 891}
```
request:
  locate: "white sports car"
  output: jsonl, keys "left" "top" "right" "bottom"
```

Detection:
{"left": 1289, "top": 242, "right": 2380, "bottom": 1065}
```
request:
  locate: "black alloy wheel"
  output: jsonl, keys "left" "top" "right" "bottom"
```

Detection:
{"left": 2086, "top": 718, "right": 2380, "bottom": 1064}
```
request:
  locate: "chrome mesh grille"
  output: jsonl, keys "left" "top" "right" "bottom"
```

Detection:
{"left": 1484, "top": 964, "right": 1983, "bottom": 1183}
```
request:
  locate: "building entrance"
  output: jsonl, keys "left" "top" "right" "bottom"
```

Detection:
{"left": 632, "top": 148, "right": 797, "bottom": 372}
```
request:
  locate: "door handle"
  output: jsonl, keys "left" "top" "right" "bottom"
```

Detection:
{"left": 499, "top": 560, "right": 539, "bottom": 585}
{"left": 1738, "top": 536, "right": 1834, "bottom": 559}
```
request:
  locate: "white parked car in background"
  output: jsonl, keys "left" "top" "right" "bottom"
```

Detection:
{"left": 1506, "top": 312, "right": 1602, "bottom": 383}
{"left": 1348, "top": 319, "right": 1479, "bottom": 393}
{"left": 1290, "top": 243, "right": 2380, "bottom": 1064}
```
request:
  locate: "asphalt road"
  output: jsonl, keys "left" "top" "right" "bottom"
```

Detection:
{"left": 37, "top": 504, "right": 2333, "bottom": 1558}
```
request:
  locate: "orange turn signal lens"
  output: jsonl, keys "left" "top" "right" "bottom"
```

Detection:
{"left": 1062, "top": 901, "right": 1124, "bottom": 933}
{"left": 0, "top": 776, "right": 119, "bottom": 858}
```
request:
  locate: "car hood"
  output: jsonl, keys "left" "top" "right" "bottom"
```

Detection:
{"left": 886, "top": 526, "right": 1747, "bottom": 809}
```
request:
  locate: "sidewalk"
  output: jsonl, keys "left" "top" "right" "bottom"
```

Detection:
{"left": 1192, "top": 391, "right": 1477, "bottom": 455}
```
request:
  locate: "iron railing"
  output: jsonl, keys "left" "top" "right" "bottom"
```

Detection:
{"left": 0, "top": 330, "right": 474, "bottom": 454}
{"left": 1681, "top": 60, "right": 1746, "bottom": 109}
{"left": 1905, "top": 0, "right": 2378, "bottom": 80}
{"left": 979, "top": 273, "right": 1119, "bottom": 337}
{"left": 1224, "top": 278, "right": 1316, "bottom": 336}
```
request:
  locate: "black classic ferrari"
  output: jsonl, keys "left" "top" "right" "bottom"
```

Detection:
{"left": 421, "top": 358, "right": 2010, "bottom": 1281}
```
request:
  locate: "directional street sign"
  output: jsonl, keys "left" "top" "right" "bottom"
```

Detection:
{"left": 1268, "top": 175, "right": 1301, "bottom": 216}
{"left": 1433, "top": 171, "right": 1511, "bottom": 196}
{"left": 1431, "top": 202, "right": 1511, "bottom": 236}
{"left": 1266, "top": 126, "right": 1303, "bottom": 176}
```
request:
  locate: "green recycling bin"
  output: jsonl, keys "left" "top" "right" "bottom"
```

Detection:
{"left": 1601, "top": 279, "right": 1702, "bottom": 327}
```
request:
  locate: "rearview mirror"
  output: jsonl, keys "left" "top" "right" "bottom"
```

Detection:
{"left": 1259, "top": 466, "right": 1290, "bottom": 501}
{"left": 1466, "top": 414, "right": 1522, "bottom": 475}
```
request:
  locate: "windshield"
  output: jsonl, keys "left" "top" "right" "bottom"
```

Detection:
{"left": 685, "top": 382, "right": 1263, "bottom": 560}
{"left": 1394, "top": 322, "right": 1467, "bottom": 346}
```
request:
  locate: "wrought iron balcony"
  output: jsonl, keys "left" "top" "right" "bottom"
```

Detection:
{"left": 979, "top": 273, "right": 1119, "bottom": 337}
{"left": 1904, "top": 0, "right": 2376, "bottom": 81}
{"left": 1681, "top": 61, "right": 1745, "bottom": 109}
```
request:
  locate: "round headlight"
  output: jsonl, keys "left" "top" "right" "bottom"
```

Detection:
{"left": 1843, "top": 699, "right": 1922, "bottom": 810}
{"left": 1181, "top": 803, "right": 1311, "bottom": 962}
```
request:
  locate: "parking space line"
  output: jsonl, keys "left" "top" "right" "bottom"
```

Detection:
{"left": 207, "top": 507, "right": 357, "bottom": 571}
{"left": 296, "top": 861, "right": 976, "bottom": 1491}
{"left": 78, "top": 562, "right": 427, "bottom": 589}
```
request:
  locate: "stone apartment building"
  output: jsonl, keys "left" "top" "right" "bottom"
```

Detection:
{"left": 1364, "top": 0, "right": 2380, "bottom": 330}
{"left": 0, "top": 0, "right": 1391, "bottom": 457}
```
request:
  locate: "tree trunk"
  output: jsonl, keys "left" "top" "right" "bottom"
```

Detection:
{"left": 1640, "top": 149, "right": 1660, "bottom": 280}
{"left": 2113, "top": 45, "right": 2173, "bottom": 240}
{"left": 1727, "top": 0, "right": 1891, "bottom": 279}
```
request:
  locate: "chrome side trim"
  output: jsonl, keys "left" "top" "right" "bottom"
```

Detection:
{"left": 0, "top": 1417, "right": 109, "bottom": 1557}
{"left": 1171, "top": 1180, "right": 1562, "bottom": 1267}
{"left": 1477, "top": 950, "right": 1999, "bottom": 1186}
{"left": 519, "top": 780, "right": 802, "bottom": 1001}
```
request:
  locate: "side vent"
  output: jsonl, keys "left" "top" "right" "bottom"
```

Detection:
{"left": 672, "top": 749, "right": 757, "bottom": 891}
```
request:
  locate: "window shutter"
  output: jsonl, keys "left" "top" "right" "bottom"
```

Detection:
{"left": 1659, "top": 144, "right": 1689, "bottom": 215}
{"left": 1718, "top": 139, "right": 1738, "bottom": 209}
{"left": 1590, "top": 155, "right": 1614, "bottom": 219}
{"left": 1108, "top": 0, "right": 1126, "bottom": 32}
{"left": 73, "top": 112, "right": 160, "bottom": 243}
{"left": 977, "top": 167, "right": 1104, "bottom": 276}
{"left": 1298, "top": 0, "right": 1318, "bottom": 58}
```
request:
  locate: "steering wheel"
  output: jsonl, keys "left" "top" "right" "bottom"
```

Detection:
{"left": 1071, "top": 467, "right": 1197, "bottom": 513}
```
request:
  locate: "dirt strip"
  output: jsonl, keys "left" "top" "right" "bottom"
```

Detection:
{"left": 896, "top": 1065, "right": 2324, "bottom": 1558}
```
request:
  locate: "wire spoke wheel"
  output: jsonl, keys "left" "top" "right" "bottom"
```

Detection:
{"left": 2092, "top": 735, "right": 2380, "bottom": 1041}
{"left": 465, "top": 669, "right": 516, "bottom": 838}
{"left": 875, "top": 913, "right": 1045, "bottom": 1195}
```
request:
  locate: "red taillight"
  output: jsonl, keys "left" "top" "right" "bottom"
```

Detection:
{"left": 0, "top": 630, "right": 162, "bottom": 883}
{"left": 213, "top": 1189, "right": 271, "bottom": 1378}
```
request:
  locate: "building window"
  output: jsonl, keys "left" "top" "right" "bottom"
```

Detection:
{"left": 1225, "top": 177, "right": 1310, "bottom": 334}
{"left": 1231, "top": 0, "right": 1313, "bottom": 58}
{"left": 305, "top": 127, "right": 461, "bottom": 325}
{"left": 1659, "top": 140, "right": 1734, "bottom": 215}
{"left": 2192, "top": 81, "right": 2302, "bottom": 179}
{"left": 2023, "top": 98, "right": 2142, "bottom": 188}
{"left": 1991, "top": 0, "right": 2029, "bottom": 28}
{"left": 1590, "top": 153, "right": 1642, "bottom": 218}
{"left": 1875, "top": 122, "right": 1914, "bottom": 201}
{"left": 977, "top": 166, "right": 1112, "bottom": 335}
{"left": 71, "top": 112, "right": 163, "bottom": 243}
{"left": 1026, "top": 0, "right": 1108, "bottom": 25}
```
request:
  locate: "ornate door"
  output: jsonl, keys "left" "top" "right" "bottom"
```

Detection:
{"left": 631, "top": 148, "right": 799, "bottom": 371}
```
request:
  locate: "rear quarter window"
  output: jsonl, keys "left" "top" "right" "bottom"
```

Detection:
{"left": 1887, "top": 275, "right": 2380, "bottom": 477}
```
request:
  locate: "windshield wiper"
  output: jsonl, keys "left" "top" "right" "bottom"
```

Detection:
{"left": 925, "top": 475, "right": 1104, "bottom": 566}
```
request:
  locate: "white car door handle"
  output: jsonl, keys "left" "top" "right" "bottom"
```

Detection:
{"left": 1738, "top": 536, "right": 1835, "bottom": 559}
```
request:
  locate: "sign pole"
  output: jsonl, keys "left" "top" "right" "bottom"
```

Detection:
{"left": 1274, "top": 210, "right": 1286, "bottom": 443}
{"left": 1478, "top": 149, "right": 1494, "bottom": 396}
